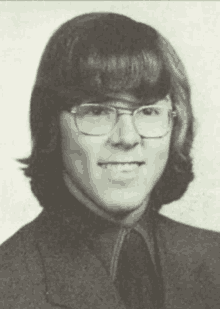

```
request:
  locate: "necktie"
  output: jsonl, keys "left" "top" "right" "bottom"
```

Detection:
{"left": 114, "top": 229, "right": 161, "bottom": 309}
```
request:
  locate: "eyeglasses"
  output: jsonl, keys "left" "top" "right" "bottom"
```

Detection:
{"left": 70, "top": 103, "right": 176, "bottom": 138}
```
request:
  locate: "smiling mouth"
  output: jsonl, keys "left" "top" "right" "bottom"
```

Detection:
{"left": 98, "top": 162, "right": 145, "bottom": 171}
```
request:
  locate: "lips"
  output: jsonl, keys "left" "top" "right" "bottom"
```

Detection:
{"left": 98, "top": 161, "right": 144, "bottom": 166}
{"left": 98, "top": 161, "right": 145, "bottom": 172}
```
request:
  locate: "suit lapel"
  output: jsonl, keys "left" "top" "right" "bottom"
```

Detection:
{"left": 36, "top": 211, "right": 126, "bottom": 309}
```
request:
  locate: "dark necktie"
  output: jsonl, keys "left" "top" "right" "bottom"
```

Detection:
{"left": 114, "top": 229, "right": 162, "bottom": 309}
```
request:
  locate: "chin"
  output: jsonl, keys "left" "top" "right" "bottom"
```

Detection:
{"left": 95, "top": 195, "right": 145, "bottom": 214}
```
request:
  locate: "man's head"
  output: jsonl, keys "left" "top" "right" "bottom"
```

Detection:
{"left": 21, "top": 12, "right": 194, "bottom": 212}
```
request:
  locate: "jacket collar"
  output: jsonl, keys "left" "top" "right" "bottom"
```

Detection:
{"left": 36, "top": 204, "right": 127, "bottom": 309}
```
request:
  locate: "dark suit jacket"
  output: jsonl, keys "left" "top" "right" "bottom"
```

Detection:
{"left": 1, "top": 208, "right": 220, "bottom": 309}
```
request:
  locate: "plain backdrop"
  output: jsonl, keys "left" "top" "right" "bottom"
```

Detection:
{"left": 1, "top": 1, "right": 220, "bottom": 245}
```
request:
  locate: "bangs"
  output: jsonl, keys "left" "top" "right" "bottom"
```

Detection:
{"left": 55, "top": 15, "right": 171, "bottom": 102}
{"left": 77, "top": 49, "right": 171, "bottom": 101}
{"left": 66, "top": 46, "right": 171, "bottom": 103}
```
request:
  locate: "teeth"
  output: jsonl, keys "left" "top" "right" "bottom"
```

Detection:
{"left": 101, "top": 163, "right": 139, "bottom": 171}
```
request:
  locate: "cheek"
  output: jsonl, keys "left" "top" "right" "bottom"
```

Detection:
{"left": 60, "top": 114, "right": 84, "bottom": 175}
{"left": 60, "top": 114, "right": 105, "bottom": 177}
{"left": 158, "top": 144, "right": 170, "bottom": 162}
{"left": 144, "top": 136, "right": 171, "bottom": 171}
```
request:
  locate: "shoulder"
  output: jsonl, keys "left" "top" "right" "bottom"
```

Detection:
{"left": 0, "top": 212, "right": 45, "bottom": 307}
{"left": 155, "top": 212, "right": 220, "bottom": 262}
{"left": 0, "top": 211, "right": 43, "bottom": 263}
{"left": 155, "top": 212, "right": 220, "bottom": 306}
{"left": 156, "top": 212, "right": 220, "bottom": 244}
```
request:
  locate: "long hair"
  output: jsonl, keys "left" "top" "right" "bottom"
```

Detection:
{"left": 20, "top": 12, "right": 194, "bottom": 211}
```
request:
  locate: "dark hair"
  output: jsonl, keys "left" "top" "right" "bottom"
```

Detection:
{"left": 20, "top": 12, "right": 194, "bottom": 211}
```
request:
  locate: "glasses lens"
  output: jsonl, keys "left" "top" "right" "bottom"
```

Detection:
{"left": 75, "top": 105, "right": 116, "bottom": 135}
{"left": 135, "top": 106, "right": 170, "bottom": 137}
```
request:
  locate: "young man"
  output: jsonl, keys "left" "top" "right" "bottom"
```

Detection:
{"left": 1, "top": 12, "right": 220, "bottom": 309}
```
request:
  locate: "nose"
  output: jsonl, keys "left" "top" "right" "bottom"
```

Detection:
{"left": 107, "top": 114, "right": 142, "bottom": 149}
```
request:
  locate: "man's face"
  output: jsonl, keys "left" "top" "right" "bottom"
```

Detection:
{"left": 60, "top": 93, "right": 172, "bottom": 215}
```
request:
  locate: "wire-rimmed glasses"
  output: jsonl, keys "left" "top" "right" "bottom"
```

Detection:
{"left": 70, "top": 103, "right": 176, "bottom": 138}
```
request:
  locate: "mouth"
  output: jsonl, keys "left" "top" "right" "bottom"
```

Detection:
{"left": 98, "top": 161, "right": 145, "bottom": 171}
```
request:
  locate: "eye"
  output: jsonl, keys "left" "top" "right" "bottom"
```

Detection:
{"left": 75, "top": 104, "right": 112, "bottom": 118}
{"left": 141, "top": 107, "right": 160, "bottom": 116}
{"left": 88, "top": 106, "right": 107, "bottom": 116}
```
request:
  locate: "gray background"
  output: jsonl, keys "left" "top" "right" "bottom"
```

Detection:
{"left": 1, "top": 1, "right": 220, "bottom": 244}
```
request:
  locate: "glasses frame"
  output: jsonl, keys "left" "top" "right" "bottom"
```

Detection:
{"left": 70, "top": 103, "right": 177, "bottom": 138}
